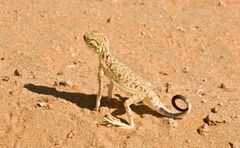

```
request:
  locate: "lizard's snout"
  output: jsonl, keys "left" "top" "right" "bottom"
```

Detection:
{"left": 83, "top": 34, "right": 88, "bottom": 42}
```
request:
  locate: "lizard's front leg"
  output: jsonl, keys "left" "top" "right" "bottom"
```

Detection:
{"left": 108, "top": 81, "right": 114, "bottom": 99}
{"left": 95, "top": 64, "right": 104, "bottom": 111}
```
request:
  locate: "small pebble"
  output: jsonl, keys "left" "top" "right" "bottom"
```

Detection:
{"left": 183, "top": 67, "right": 188, "bottom": 73}
{"left": 14, "top": 69, "right": 21, "bottom": 76}
{"left": 210, "top": 141, "right": 215, "bottom": 144}
{"left": 211, "top": 107, "right": 218, "bottom": 113}
{"left": 230, "top": 114, "right": 240, "bottom": 119}
{"left": 217, "top": 0, "right": 226, "bottom": 6}
{"left": 204, "top": 113, "right": 228, "bottom": 125}
{"left": 168, "top": 118, "right": 178, "bottom": 128}
{"left": 219, "top": 83, "right": 226, "bottom": 89}
{"left": 67, "top": 131, "right": 75, "bottom": 138}
{"left": 9, "top": 91, "right": 14, "bottom": 96}
{"left": 59, "top": 99, "right": 67, "bottom": 104}
{"left": 177, "top": 26, "right": 185, "bottom": 32}
{"left": 74, "top": 36, "right": 79, "bottom": 39}
{"left": 58, "top": 80, "right": 73, "bottom": 87}
{"left": 218, "top": 102, "right": 223, "bottom": 106}
{"left": 141, "top": 31, "right": 146, "bottom": 36}
{"left": 197, "top": 123, "right": 209, "bottom": 136}
{"left": 229, "top": 141, "right": 239, "bottom": 148}
{"left": 106, "top": 17, "right": 111, "bottom": 23}
{"left": 53, "top": 139, "right": 62, "bottom": 145}
{"left": 37, "top": 101, "right": 48, "bottom": 107}
{"left": 185, "top": 139, "right": 191, "bottom": 144}
{"left": 158, "top": 71, "right": 168, "bottom": 76}
{"left": 53, "top": 81, "right": 58, "bottom": 86}
{"left": 202, "top": 78, "right": 207, "bottom": 82}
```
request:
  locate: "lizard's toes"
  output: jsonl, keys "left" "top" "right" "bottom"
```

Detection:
{"left": 104, "top": 114, "right": 134, "bottom": 129}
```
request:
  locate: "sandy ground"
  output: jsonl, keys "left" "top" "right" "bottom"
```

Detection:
{"left": 0, "top": 0, "right": 240, "bottom": 147}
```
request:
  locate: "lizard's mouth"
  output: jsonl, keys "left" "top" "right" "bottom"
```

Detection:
{"left": 83, "top": 34, "right": 94, "bottom": 49}
{"left": 83, "top": 34, "right": 88, "bottom": 43}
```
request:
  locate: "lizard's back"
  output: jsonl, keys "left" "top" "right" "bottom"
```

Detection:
{"left": 102, "top": 55, "right": 151, "bottom": 95}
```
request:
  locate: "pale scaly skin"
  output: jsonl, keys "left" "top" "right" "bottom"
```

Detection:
{"left": 83, "top": 31, "right": 192, "bottom": 129}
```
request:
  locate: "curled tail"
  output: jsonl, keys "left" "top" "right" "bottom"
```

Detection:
{"left": 157, "top": 94, "right": 192, "bottom": 119}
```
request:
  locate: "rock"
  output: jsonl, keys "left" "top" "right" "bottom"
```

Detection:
{"left": 185, "top": 139, "right": 191, "bottom": 144}
{"left": 218, "top": 83, "right": 230, "bottom": 91}
{"left": 9, "top": 91, "right": 14, "bottom": 96}
{"left": 58, "top": 80, "right": 73, "bottom": 87}
{"left": 201, "top": 99, "right": 207, "bottom": 103}
{"left": 14, "top": 69, "right": 21, "bottom": 76}
{"left": 219, "top": 83, "right": 226, "bottom": 89}
{"left": 183, "top": 67, "right": 188, "bottom": 73}
{"left": 53, "top": 81, "right": 58, "bottom": 86}
{"left": 74, "top": 36, "right": 79, "bottom": 40}
{"left": 37, "top": 101, "right": 48, "bottom": 107}
{"left": 67, "top": 131, "right": 75, "bottom": 138}
{"left": 236, "top": 115, "right": 240, "bottom": 118}
{"left": 158, "top": 71, "right": 168, "bottom": 76}
{"left": 229, "top": 141, "right": 239, "bottom": 148}
{"left": 177, "top": 26, "right": 185, "bottom": 32}
{"left": 218, "top": 102, "right": 224, "bottom": 106}
{"left": 217, "top": 0, "right": 226, "bottom": 6}
{"left": 168, "top": 118, "right": 178, "bottom": 128}
{"left": 53, "top": 138, "right": 62, "bottom": 145}
{"left": 211, "top": 107, "right": 218, "bottom": 113}
{"left": 204, "top": 113, "right": 228, "bottom": 125}
{"left": 197, "top": 123, "right": 209, "bottom": 136}
{"left": 106, "top": 17, "right": 111, "bottom": 23}
{"left": 141, "top": 31, "right": 146, "bottom": 36}
{"left": 202, "top": 78, "right": 207, "bottom": 82}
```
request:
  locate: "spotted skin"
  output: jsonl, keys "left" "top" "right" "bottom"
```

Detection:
{"left": 83, "top": 31, "right": 191, "bottom": 129}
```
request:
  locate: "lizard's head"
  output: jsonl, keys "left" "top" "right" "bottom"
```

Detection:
{"left": 83, "top": 31, "right": 109, "bottom": 55}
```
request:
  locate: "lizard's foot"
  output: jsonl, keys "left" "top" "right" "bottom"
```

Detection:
{"left": 104, "top": 114, "right": 134, "bottom": 129}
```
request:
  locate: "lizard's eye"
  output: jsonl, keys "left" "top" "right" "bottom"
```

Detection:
{"left": 88, "top": 41, "right": 95, "bottom": 47}
{"left": 89, "top": 40, "right": 100, "bottom": 48}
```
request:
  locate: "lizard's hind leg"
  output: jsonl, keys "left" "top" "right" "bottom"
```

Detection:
{"left": 104, "top": 95, "right": 140, "bottom": 129}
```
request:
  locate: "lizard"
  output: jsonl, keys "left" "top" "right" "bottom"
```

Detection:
{"left": 83, "top": 31, "right": 192, "bottom": 129}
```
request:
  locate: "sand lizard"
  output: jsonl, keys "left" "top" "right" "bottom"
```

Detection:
{"left": 83, "top": 31, "right": 191, "bottom": 129}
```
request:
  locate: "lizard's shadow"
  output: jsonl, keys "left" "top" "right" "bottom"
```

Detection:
{"left": 112, "top": 94, "right": 161, "bottom": 118}
{"left": 24, "top": 83, "right": 161, "bottom": 118}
